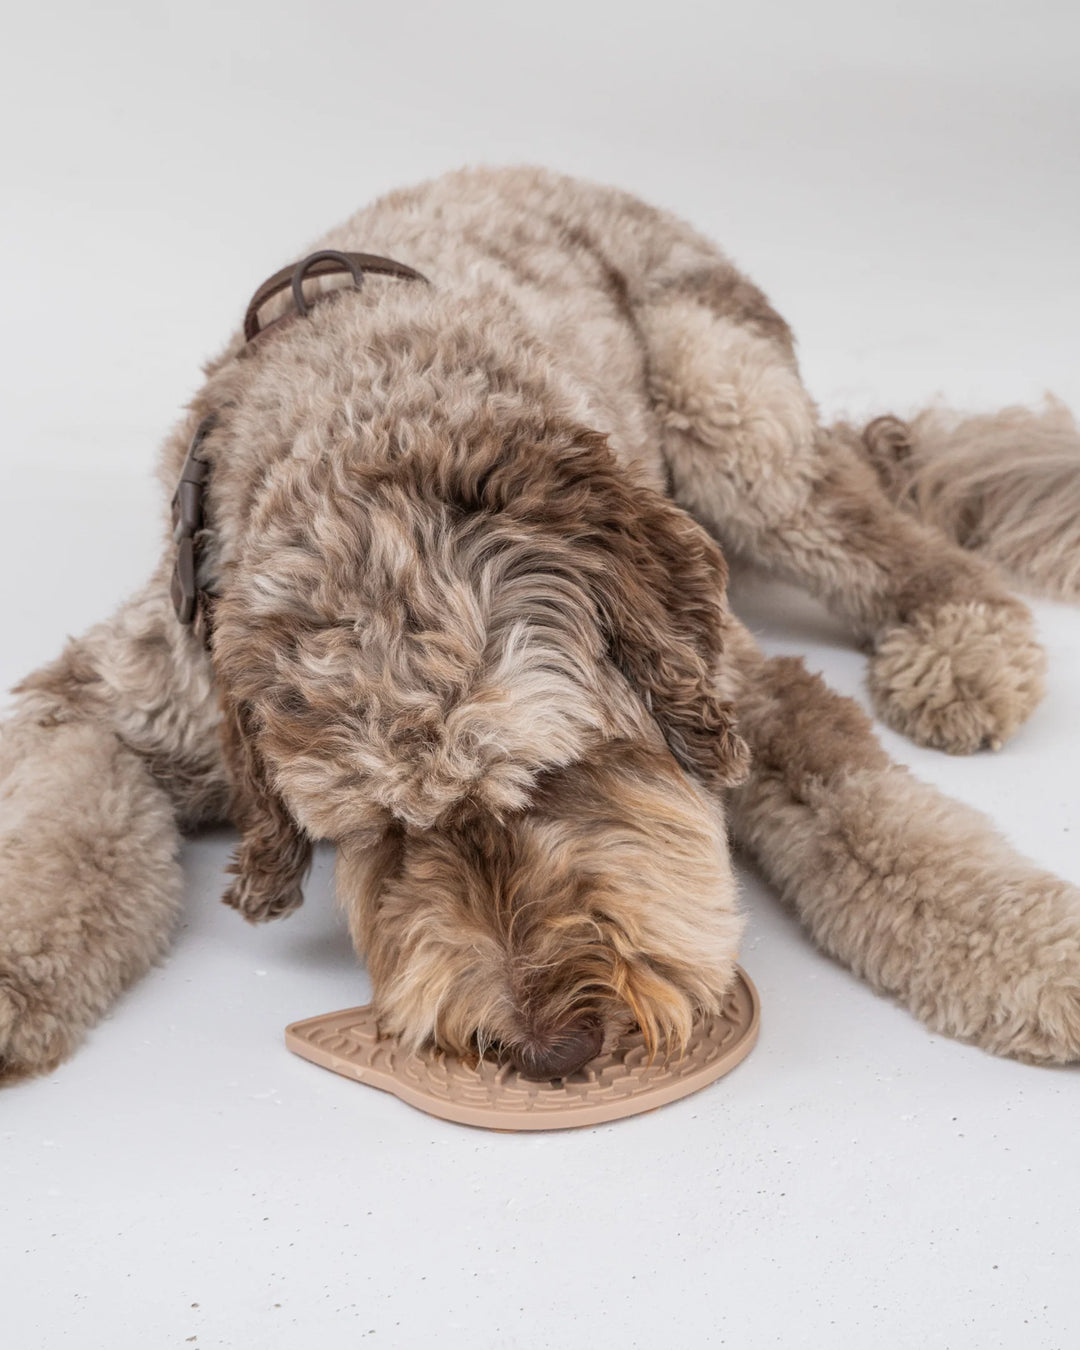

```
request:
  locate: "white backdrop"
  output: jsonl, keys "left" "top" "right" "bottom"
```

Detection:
{"left": 2, "top": 3, "right": 1078, "bottom": 1347}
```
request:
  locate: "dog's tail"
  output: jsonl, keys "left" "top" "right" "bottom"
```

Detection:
{"left": 845, "top": 397, "right": 1080, "bottom": 602}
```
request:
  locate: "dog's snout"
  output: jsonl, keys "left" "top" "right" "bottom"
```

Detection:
{"left": 509, "top": 1017, "right": 605, "bottom": 1080}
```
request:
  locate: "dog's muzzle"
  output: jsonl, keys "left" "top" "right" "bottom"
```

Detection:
{"left": 507, "top": 1017, "right": 606, "bottom": 1081}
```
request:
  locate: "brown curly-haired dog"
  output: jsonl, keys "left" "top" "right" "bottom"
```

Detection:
{"left": 2, "top": 166, "right": 1078, "bottom": 1082}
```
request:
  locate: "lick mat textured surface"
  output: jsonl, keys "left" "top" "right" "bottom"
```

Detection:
{"left": 285, "top": 965, "right": 759, "bottom": 1130}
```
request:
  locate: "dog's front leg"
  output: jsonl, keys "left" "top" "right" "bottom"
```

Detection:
{"left": 0, "top": 568, "right": 227, "bottom": 1081}
{"left": 727, "top": 647, "right": 1080, "bottom": 1063}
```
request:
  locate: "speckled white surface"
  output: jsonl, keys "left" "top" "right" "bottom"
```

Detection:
{"left": 2, "top": 3, "right": 1078, "bottom": 1347}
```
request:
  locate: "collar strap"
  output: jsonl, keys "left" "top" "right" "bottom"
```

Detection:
{"left": 243, "top": 248, "right": 428, "bottom": 342}
{"left": 171, "top": 248, "right": 427, "bottom": 630}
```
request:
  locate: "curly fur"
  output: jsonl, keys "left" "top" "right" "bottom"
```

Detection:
{"left": 2, "top": 165, "right": 1078, "bottom": 1081}
{"left": 860, "top": 400, "right": 1080, "bottom": 601}
{"left": 730, "top": 656, "right": 1080, "bottom": 1064}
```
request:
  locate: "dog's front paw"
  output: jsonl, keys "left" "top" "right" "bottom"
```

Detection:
{"left": 955, "top": 955, "right": 1080, "bottom": 1066}
{"left": 222, "top": 871, "right": 305, "bottom": 924}
{"left": 905, "top": 861, "right": 1080, "bottom": 1065}
{"left": 1010, "top": 980, "right": 1080, "bottom": 1064}
{"left": 868, "top": 599, "right": 1046, "bottom": 753}
{"left": 0, "top": 971, "right": 73, "bottom": 1084}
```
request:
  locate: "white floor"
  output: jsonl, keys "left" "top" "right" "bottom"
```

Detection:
{"left": 2, "top": 3, "right": 1078, "bottom": 1347}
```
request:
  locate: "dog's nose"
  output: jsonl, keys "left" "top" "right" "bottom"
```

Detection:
{"left": 509, "top": 1018, "right": 605, "bottom": 1080}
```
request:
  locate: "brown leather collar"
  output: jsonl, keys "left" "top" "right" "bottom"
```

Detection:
{"left": 170, "top": 249, "right": 428, "bottom": 632}
{"left": 243, "top": 248, "right": 427, "bottom": 343}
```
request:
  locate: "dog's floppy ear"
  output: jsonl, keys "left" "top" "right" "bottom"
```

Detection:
{"left": 218, "top": 689, "right": 312, "bottom": 922}
{"left": 516, "top": 433, "right": 751, "bottom": 790}
{"left": 589, "top": 477, "right": 750, "bottom": 790}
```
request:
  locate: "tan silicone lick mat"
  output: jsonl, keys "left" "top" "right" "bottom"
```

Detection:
{"left": 285, "top": 966, "right": 759, "bottom": 1130}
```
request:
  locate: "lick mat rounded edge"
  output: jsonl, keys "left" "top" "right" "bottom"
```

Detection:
{"left": 285, "top": 965, "right": 759, "bottom": 1130}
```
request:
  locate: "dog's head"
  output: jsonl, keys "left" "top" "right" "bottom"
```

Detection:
{"left": 212, "top": 423, "right": 749, "bottom": 1076}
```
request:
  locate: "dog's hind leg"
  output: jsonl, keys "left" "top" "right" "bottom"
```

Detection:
{"left": 639, "top": 293, "right": 1045, "bottom": 753}
{"left": 0, "top": 566, "right": 226, "bottom": 1081}
{"left": 727, "top": 646, "right": 1080, "bottom": 1063}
